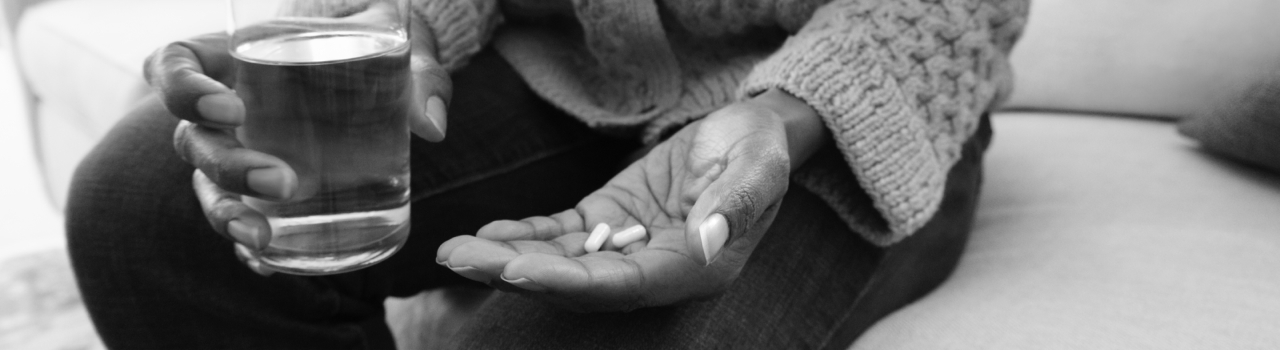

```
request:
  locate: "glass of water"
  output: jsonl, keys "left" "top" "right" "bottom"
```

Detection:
{"left": 228, "top": 0, "right": 413, "bottom": 275}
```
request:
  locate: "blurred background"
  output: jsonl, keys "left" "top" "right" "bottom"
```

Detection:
{"left": 0, "top": 32, "right": 64, "bottom": 264}
{"left": 0, "top": 11, "right": 90, "bottom": 349}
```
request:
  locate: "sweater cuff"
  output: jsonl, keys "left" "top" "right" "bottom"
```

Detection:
{"left": 739, "top": 30, "right": 946, "bottom": 245}
{"left": 411, "top": 0, "right": 502, "bottom": 72}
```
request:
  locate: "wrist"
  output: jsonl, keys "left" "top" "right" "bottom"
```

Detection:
{"left": 746, "top": 89, "right": 829, "bottom": 170}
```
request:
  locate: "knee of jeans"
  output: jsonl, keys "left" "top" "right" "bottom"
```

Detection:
{"left": 66, "top": 97, "right": 192, "bottom": 236}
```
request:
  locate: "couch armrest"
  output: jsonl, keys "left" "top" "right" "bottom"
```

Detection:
{"left": 3, "top": 0, "right": 60, "bottom": 36}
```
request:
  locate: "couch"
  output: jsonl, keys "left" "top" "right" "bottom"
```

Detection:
{"left": 7, "top": 0, "right": 1280, "bottom": 348}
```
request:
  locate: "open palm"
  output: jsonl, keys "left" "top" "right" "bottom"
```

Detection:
{"left": 436, "top": 104, "right": 792, "bottom": 312}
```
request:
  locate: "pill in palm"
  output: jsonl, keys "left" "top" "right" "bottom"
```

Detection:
{"left": 584, "top": 222, "right": 610, "bottom": 253}
{"left": 610, "top": 224, "right": 648, "bottom": 247}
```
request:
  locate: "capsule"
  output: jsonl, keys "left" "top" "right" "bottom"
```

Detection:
{"left": 610, "top": 224, "right": 648, "bottom": 248}
{"left": 584, "top": 222, "right": 610, "bottom": 253}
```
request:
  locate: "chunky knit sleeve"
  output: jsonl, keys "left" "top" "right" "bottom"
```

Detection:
{"left": 738, "top": 0, "right": 1028, "bottom": 245}
{"left": 409, "top": 0, "right": 502, "bottom": 71}
{"left": 278, "top": 0, "right": 501, "bottom": 72}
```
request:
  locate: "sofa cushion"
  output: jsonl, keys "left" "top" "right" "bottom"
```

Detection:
{"left": 852, "top": 112, "right": 1280, "bottom": 349}
{"left": 1178, "top": 69, "right": 1280, "bottom": 174}
{"left": 15, "top": 0, "right": 225, "bottom": 208}
{"left": 1002, "top": 0, "right": 1280, "bottom": 119}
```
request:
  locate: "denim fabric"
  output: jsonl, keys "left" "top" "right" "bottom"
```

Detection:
{"left": 450, "top": 114, "right": 991, "bottom": 350}
{"left": 66, "top": 48, "right": 990, "bottom": 350}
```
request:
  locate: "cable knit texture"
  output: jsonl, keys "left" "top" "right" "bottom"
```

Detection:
{"left": 280, "top": 0, "right": 1028, "bottom": 245}
{"left": 739, "top": 0, "right": 1028, "bottom": 243}
{"left": 280, "top": 0, "right": 501, "bottom": 72}
{"left": 411, "top": 0, "right": 501, "bottom": 71}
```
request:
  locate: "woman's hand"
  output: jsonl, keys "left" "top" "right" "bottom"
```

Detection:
{"left": 436, "top": 90, "right": 827, "bottom": 312}
{"left": 147, "top": 5, "right": 449, "bottom": 275}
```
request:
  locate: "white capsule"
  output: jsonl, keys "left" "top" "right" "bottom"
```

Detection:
{"left": 610, "top": 224, "right": 648, "bottom": 248}
{"left": 584, "top": 222, "right": 610, "bottom": 253}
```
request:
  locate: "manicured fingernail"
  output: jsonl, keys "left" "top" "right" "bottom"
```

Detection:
{"left": 228, "top": 219, "right": 265, "bottom": 250}
{"left": 247, "top": 259, "right": 274, "bottom": 277}
{"left": 196, "top": 93, "right": 244, "bottom": 127}
{"left": 449, "top": 266, "right": 490, "bottom": 283}
{"left": 247, "top": 167, "right": 296, "bottom": 200}
{"left": 584, "top": 222, "right": 610, "bottom": 253}
{"left": 699, "top": 214, "right": 729, "bottom": 266}
{"left": 501, "top": 276, "right": 546, "bottom": 292}
{"left": 426, "top": 96, "right": 447, "bottom": 138}
{"left": 611, "top": 224, "right": 647, "bottom": 248}
{"left": 234, "top": 243, "right": 253, "bottom": 261}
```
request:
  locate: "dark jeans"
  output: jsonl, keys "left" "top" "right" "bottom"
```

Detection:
{"left": 67, "top": 49, "right": 991, "bottom": 350}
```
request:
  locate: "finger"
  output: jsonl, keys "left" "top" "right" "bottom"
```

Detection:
{"left": 436, "top": 236, "right": 515, "bottom": 283}
{"left": 685, "top": 131, "right": 790, "bottom": 267}
{"left": 174, "top": 120, "right": 299, "bottom": 200}
{"left": 409, "top": 42, "right": 455, "bottom": 142}
{"left": 196, "top": 170, "right": 272, "bottom": 250}
{"left": 437, "top": 234, "right": 587, "bottom": 283}
{"left": 234, "top": 244, "right": 275, "bottom": 276}
{"left": 499, "top": 250, "right": 710, "bottom": 312}
{"left": 144, "top": 33, "right": 243, "bottom": 128}
{"left": 476, "top": 209, "right": 587, "bottom": 242}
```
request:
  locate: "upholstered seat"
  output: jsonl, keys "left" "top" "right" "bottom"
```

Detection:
{"left": 852, "top": 113, "right": 1280, "bottom": 349}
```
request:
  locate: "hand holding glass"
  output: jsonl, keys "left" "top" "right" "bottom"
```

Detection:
{"left": 228, "top": 0, "right": 413, "bottom": 275}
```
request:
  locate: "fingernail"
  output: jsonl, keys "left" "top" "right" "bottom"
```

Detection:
{"left": 234, "top": 243, "right": 253, "bottom": 261}
{"left": 449, "top": 266, "right": 491, "bottom": 283}
{"left": 426, "top": 96, "right": 447, "bottom": 138}
{"left": 247, "top": 167, "right": 296, "bottom": 200}
{"left": 501, "top": 276, "right": 546, "bottom": 292}
{"left": 584, "top": 222, "right": 610, "bottom": 253}
{"left": 699, "top": 213, "right": 729, "bottom": 266}
{"left": 247, "top": 259, "right": 274, "bottom": 277}
{"left": 610, "top": 224, "right": 647, "bottom": 248}
{"left": 228, "top": 219, "right": 265, "bottom": 250}
{"left": 196, "top": 93, "right": 244, "bottom": 126}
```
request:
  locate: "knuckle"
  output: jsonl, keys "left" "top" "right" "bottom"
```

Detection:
{"left": 172, "top": 121, "right": 196, "bottom": 163}
{"left": 157, "top": 43, "right": 194, "bottom": 78}
{"left": 203, "top": 152, "right": 240, "bottom": 187}
{"left": 142, "top": 49, "right": 164, "bottom": 85}
{"left": 412, "top": 59, "right": 452, "bottom": 97}
{"left": 726, "top": 185, "right": 762, "bottom": 222}
{"left": 146, "top": 42, "right": 186, "bottom": 79}
{"left": 176, "top": 126, "right": 247, "bottom": 192}
{"left": 425, "top": 70, "right": 451, "bottom": 89}
{"left": 204, "top": 198, "right": 239, "bottom": 224}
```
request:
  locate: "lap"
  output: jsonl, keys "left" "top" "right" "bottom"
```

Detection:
{"left": 67, "top": 45, "right": 989, "bottom": 349}
{"left": 67, "top": 49, "right": 635, "bottom": 349}
{"left": 450, "top": 186, "right": 884, "bottom": 349}
{"left": 446, "top": 116, "right": 990, "bottom": 350}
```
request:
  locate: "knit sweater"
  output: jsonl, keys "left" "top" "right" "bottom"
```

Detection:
{"left": 287, "top": 0, "right": 1029, "bottom": 245}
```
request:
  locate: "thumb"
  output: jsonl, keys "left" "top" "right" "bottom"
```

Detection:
{"left": 409, "top": 55, "right": 451, "bottom": 142}
{"left": 684, "top": 142, "right": 789, "bottom": 267}
{"left": 407, "top": 17, "right": 452, "bottom": 142}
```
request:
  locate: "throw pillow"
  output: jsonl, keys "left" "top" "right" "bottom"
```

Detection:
{"left": 1178, "top": 69, "right": 1280, "bottom": 173}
